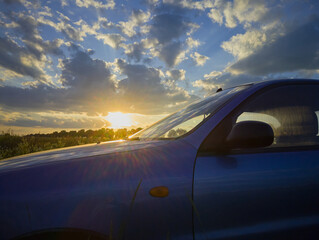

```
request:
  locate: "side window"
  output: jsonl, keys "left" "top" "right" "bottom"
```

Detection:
{"left": 233, "top": 84, "right": 319, "bottom": 148}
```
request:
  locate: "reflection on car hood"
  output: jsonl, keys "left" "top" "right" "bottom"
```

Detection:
{"left": 0, "top": 140, "right": 168, "bottom": 172}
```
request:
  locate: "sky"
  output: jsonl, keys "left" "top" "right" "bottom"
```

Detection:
{"left": 0, "top": 0, "right": 319, "bottom": 135}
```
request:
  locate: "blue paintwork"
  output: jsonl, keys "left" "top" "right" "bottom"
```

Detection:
{"left": 194, "top": 150, "right": 319, "bottom": 239}
{"left": 1, "top": 79, "right": 319, "bottom": 239}
{"left": 0, "top": 139, "right": 197, "bottom": 239}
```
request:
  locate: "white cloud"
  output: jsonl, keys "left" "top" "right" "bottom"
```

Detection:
{"left": 191, "top": 52, "right": 209, "bottom": 66}
{"left": 208, "top": 0, "right": 269, "bottom": 28}
{"left": 221, "top": 29, "right": 267, "bottom": 59}
{"left": 145, "top": 0, "right": 160, "bottom": 5}
{"left": 38, "top": 15, "right": 85, "bottom": 41}
{"left": 0, "top": 13, "right": 63, "bottom": 84}
{"left": 193, "top": 79, "right": 220, "bottom": 91}
{"left": 208, "top": 8, "right": 223, "bottom": 25}
{"left": 38, "top": 6, "right": 53, "bottom": 17}
{"left": 61, "top": 0, "right": 68, "bottom": 7}
{"left": 163, "top": 0, "right": 213, "bottom": 11}
{"left": 204, "top": 71, "right": 222, "bottom": 79}
{"left": 117, "top": 10, "right": 151, "bottom": 37}
{"left": 96, "top": 33, "right": 126, "bottom": 49}
{"left": 99, "top": 17, "right": 116, "bottom": 29}
{"left": 193, "top": 71, "right": 261, "bottom": 92}
{"left": 74, "top": 19, "right": 100, "bottom": 36}
{"left": 223, "top": 2, "right": 237, "bottom": 28}
{"left": 74, "top": 0, "right": 115, "bottom": 9}
{"left": 130, "top": 9, "right": 151, "bottom": 25}
{"left": 193, "top": 70, "right": 223, "bottom": 90}
{"left": 186, "top": 37, "right": 201, "bottom": 49}
{"left": 39, "top": 14, "right": 113, "bottom": 44}
{"left": 221, "top": 20, "right": 285, "bottom": 60}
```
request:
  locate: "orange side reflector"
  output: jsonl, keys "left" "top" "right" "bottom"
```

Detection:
{"left": 149, "top": 186, "right": 169, "bottom": 198}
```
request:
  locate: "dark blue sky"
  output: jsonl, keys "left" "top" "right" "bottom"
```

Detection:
{"left": 0, "top": 0, "right": 319, "bottom": 134}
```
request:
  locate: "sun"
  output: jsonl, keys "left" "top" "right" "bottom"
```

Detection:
{"left": 105, "top": 112, "right": 133, "bottom": 129}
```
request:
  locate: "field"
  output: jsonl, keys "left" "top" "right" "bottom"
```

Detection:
{"left": 0, "top": 128, "right": 142, "bottom": 160}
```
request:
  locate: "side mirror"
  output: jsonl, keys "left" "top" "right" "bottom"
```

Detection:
{"left": 226, "top": 121, "right": 274, "bottom": 149}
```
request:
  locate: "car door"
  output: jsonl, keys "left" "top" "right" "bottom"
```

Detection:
{"left": 193, "top": 83, "right": 319, "bottom": 240}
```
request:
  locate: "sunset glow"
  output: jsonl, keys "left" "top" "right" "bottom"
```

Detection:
{"left": 105, "top": 112, "right": 133, "bottom": 129}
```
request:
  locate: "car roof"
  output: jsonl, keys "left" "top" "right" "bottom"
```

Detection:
{"left": 248, "top": 78, "right": 319, "bottom": 88}
{"left": 217, "top": 79, "right": 319, "bottom": 96}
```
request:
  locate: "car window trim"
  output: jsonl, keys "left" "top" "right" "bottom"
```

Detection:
{"left": 198, "top": 80, "right": 319, "bottom": 154}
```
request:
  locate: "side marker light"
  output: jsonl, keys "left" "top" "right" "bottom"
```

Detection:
{"left": 149, "top": 186, "right": 169, "bottom": 198}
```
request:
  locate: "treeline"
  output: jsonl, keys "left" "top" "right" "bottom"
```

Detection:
{"left": 0, "top": 127, "right": 142, "bottom": 160}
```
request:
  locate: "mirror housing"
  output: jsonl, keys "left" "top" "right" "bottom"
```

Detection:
{"left": 226, "top": 121, "right": 274, "bottom": 149}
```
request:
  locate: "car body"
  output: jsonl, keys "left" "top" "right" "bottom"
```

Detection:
{"left": 1, "top": 79, "right": 319, "bottom": 240}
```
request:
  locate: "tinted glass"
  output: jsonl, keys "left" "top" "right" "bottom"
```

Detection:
{"left": 235, "top": 84, "right": 319, "bottom": 147}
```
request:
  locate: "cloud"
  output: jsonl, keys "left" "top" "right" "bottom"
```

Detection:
{"left": 145, "top": 12, "right": 199, "bottom": 67}
{"left": 61, "top": 0, "right": 68, "bottom": 7}
{"left": 166, "top": 69, "right": 186, "bottom": 81}
{"left": 191, "top": 52, "right": 209, "bottom": 66}
{"left": 193, "top": 70, "right": 223, "bottom": 90}
{"left": 208, "top": 8, "right": 223, "bottom": 25}
{"left": 38, "top": 11, "right": 113, "bottom": 43}
{"left": 124, "top": 42, "right": 145, "bottom": 62}
{"left": 131, "top": 9, "right": 151, "bottom": 24}
{"left": 0, "top": 12, "right": 66, "bottom": 83}
{"left": 38, "top": 13, "right": 85, "bottom": 41}
{"left": 193, "top": 71, "right": 263, "bottom": 92}
{"left": 149, "top": 13, "right": 191, "bottom": 44}
{"left": 74, "top": 0, "right": 115, "bottom": 9}
{"left": 186, "top": 37, "right": 201, "bottom": 49}
{"left": 4, "top": 0, "right": 41, "bottom": 8}
{"left": 115, "top": 59, "right": 193, "bottom": 114}
{"left": 118, "top": 9, "right": 150, "bottom": 37}
{"left": 221, "top": 29, "right": 267, "bottom": 59}
{"left": 0, "top": 37, "right": 49, "bottom": 82}
{"left": 221, "top": 21, "right": 285, "bottom": 60}
{"left": 157, "top": 41, "right": 187, "bottom": 67}
{"left": 144, "top": 0, "right": 160, "bottom": 5}
{"left": 0, "top": 49, "right": 194, "bottom": 116}
{"left": 162, "top": 0, "right": 213, "bottom": 11}
{"left": 229, "top": 17, "right": 319, "bottom": 75}
{"left": 206, "top": 0, "right": 276, "bottom": 29}
{"left": 99, "top": 17, "right": 116, "bottom": 29}
{"left": 5, "top": 13, "right": 64, "bottom": 58}
{"left": 60, "top": 51, "right": 115, "bottom": 90}
{"left": 96, "top": 33, "right": 126, "bottom": 49}
{"left": 0, "top": 49, "right": 116, "bottom": 114}
{"left": 60, "top": 23, "right": 83, "bottom": 41}
{"left": 0, "top": 110, "right": 108, "bottom": 129}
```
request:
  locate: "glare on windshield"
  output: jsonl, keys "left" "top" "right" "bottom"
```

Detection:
{"left": 131, "top": 85, "right": 249, "bottom": 139}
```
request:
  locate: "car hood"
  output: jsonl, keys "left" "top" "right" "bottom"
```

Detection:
{"left": 0, "top": 139, "right": 169, "bottom": 173}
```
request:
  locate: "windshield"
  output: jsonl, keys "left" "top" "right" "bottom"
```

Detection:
{"left": 131, "top": 85, "right": 250, "bottom": 139}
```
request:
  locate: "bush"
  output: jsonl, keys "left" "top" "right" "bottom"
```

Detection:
{"left": 0, "top": 127, "right": 143, "bottom": 160}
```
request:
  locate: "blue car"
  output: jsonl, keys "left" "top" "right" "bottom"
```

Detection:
{"left": 1, "top": 79, "right": 319, "bottom": 240}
